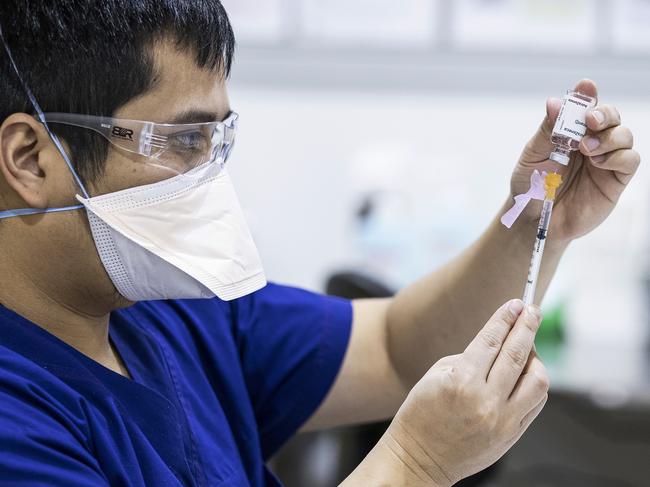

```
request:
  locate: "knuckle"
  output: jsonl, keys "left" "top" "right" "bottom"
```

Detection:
{"left": 534, "top": 369, "right": 550, "bottom": 393}
{"left": 440, "top": 367, "right": 475, "bottom": 402}
{"left": 493, "top": 313, "right": 516, "bottom": 330}
{"left": 522, "top": 312, "right": 541, "bottom": 332}
{"left": 439, "top": 368, "right": 461, "bottom": 397}
{"left": 528, "top": 359, "right": 550, "bottom": 392}
{"left": 617, "top": 150, "right": 641, "bottom": 175}
{"left": 614, "top": 126, "right": 634, "bottom": 147}
{"left": 455, "top": 367, "right": 475, "bottom": 391}
{"left": 625, "top": 127, "right": 634, "bottom": 146}
{"left": 479, "top": 329, "right": 503, "bottom": 350}
{"left": 504, "top": 343, "right": 529, "bottom": 368}
{"left": 603, "top": 104, "right": 621, "bottom": 123}
{"left": 474, "top": 400, "right": 499, "bottom": 431}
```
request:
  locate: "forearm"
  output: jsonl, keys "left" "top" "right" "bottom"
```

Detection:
{"left": 386, "top": 199, "right": 569, "bottom": 386}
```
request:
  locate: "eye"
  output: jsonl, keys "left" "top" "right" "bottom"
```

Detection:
{"left": 169, "top": 130, "right": 208, "bottom": 152}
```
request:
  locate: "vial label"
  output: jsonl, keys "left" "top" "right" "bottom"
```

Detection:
{"left": 552, "top": 93, "right": 596, "bottom": 142}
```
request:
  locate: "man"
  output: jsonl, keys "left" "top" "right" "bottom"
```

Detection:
{"left": 0, "top": 2, "right": 639, "bottom": 486}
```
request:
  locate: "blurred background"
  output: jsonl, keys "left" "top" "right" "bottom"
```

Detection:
{"left": 222, "top": 1, "right": 650, "bottom": 485}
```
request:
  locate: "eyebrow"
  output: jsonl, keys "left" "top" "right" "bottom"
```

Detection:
{"left": 166, "top": 108, "right": 232, "bottom": 125}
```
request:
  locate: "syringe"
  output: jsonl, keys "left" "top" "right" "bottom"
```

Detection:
{"left": 522, "top": 172, "right": 563, "bottom": 305}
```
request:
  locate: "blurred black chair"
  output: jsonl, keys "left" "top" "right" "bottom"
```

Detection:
{"left": 326, "top": 271, "right": 394, "bottom": 300}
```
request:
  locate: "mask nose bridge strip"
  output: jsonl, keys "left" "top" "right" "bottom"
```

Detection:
{"left": 0, "top": 24, "right": 90, "bottom": 199}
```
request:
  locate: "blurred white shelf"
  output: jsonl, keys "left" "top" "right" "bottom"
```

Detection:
{"left": 299, "top": 0, "right": 438, "bottom": 48}
{"left": 452, "top": 0, "right": 598, "bottom": 52}
{"left": 230, "top": 46, "right": 650, "bottom": 97}
{"left": 222, "top": 0, "right": 650, "bottom": 96}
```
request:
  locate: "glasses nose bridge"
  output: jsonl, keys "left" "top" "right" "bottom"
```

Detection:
{"left": 141, "top": 122, "right": 168, "bottom": 156}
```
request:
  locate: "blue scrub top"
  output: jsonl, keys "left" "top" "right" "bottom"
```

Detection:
{"left": 0, "top": 283, "right": 352, "bottom": 486}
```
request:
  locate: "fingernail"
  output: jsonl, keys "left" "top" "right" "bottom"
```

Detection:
{"left": 584, "top": 137, "right": 600, "bottom": 152}
{"left": 508, "top": 299, "right": 524, "bottom": 316}
{"left": 526, "top": 305, "right": 542, "bottom": 323}
{"left": 592, "top": 109, "right": 605, "bottom": 125}
{"left": 591, "top": 154, "right": 605, "bottom": 164}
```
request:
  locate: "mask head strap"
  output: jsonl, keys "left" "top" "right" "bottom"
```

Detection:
{"left": 0, "top": 23, "right": 88, "bottom": 220}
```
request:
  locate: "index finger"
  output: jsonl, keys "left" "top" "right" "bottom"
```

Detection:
{"left": 462, "top": 299, "right": 525, "bottom": 378}
{"left": 488, "top": 305, "right": 543, "bottom": 395}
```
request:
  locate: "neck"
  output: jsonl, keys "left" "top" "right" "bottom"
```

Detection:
{"left": 0, "top": 238, "right": 128, "bottom": 376}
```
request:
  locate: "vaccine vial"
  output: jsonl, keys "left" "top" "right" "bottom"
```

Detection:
{"left": 549, "top": 90, "right": 597, "bottom": 165}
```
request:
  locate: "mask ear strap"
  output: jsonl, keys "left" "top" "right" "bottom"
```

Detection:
{"left": 0, "top": 205, "right": 84, "bottom": 219}
{"left": 0, "top": 23, "right": 89, "bottom": 200}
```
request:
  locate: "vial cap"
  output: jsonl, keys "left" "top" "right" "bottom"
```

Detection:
{"left": 550, "top": 151, "right": 570, "bottom": 165}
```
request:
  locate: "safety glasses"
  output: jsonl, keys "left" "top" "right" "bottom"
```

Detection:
{"left": 42, "top": 111, "right": 239, "bottom": 176}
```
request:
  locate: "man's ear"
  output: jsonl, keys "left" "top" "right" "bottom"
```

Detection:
{"left": 0, "top": 113, "right": 53, "bottom": 209}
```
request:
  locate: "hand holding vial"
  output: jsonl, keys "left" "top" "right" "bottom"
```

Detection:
{"left": 507, "top": 79, "right": 640, "bottom": 244}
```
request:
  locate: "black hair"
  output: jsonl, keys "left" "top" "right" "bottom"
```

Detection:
{"left": 0, "top": 0, "right": 235, "bottom": 183}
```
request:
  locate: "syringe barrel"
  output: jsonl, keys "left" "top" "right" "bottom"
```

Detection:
{"left": 522, "top": 199, "right": 554, "bottom": 305}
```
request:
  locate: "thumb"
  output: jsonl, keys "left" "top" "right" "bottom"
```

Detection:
{"left": 521, "top": 97, "right": 562, "bottom": 161}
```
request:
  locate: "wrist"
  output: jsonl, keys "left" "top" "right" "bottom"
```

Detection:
{"left": 384, "top": 420, "right": 456, "bottom": 487}
{"left": 341, "top": 429, "right": 453, "bottom": 487}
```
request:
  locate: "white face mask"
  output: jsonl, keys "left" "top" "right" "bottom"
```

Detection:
{"left": 77, "top": 162, "right": 266, "bottom": 302}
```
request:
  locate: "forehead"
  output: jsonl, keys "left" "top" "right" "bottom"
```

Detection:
{"left": 112, "top": 40, "right": 230, "bottom": 123}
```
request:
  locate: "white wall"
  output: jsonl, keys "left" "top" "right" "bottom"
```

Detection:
{"left": 228, "top": 86, "right": 650, "bottom": 347}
